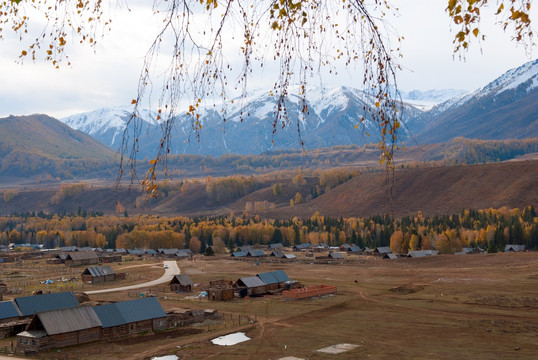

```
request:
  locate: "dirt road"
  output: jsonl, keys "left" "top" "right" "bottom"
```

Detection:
{"left": 86, "top": 261, "right": 179, "bottom": 294}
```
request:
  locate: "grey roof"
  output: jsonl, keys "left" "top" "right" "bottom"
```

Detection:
{"left": 294, "top": 243, "right": 311, "bottom": 249}
{"left": 348, "top": 245, "right": 362, "bottom": 253}
{"left": 408, "top": 250, "right": 438, "bottom": 258}
{"left": 328, "top": 252, "right": 344, "bottom": 259}
{"left": 505, "top": 244, "right": 526, "bottom": 252}
{"left": 56, "top": 253, "right": 68, "bottom": 260}
{"left": 239, "top": 245, "right": 252, "bottom": 252}
{"left": 162, "top": 248, "right": 179, "bottom": 255}
{"left": 384, "top": 253, "right": 398, "bottom": 259}
{"left": 247, "top": 250, "right": 265, "bottom": 257}
{"left": 0, "top": 300, "right": 21, "bottom": 319}
{"left": 82, "top": 265, "right": 115, "bottom": 277}
{"left": 93, "top": 297, "right": 166, "bottom": 328}
{"left": 284, "top": 254, "right": 296, "bottom": 259}
{"left": 115, "top": 248, "right": 127, "bottom": 253}
{"left": 66, "top": 251, "right": 99, "bottom": 261}
{"left": 127, "top": 249, "right": 146, "bottom": 255}
{"left": 375, "top": 247, "right": 392, "bottom": 254}
{"left": 237, "top": 276, "right": 266, "bottom": 288}
{"left": 145, "top": 249, "right": 157, "bottom": 255}
{"left": 268, "top": 243, "right": 283, "bottom": 249}
{"left": 170, "top": 274, "right": 193, "bottom": 286}
{"left": 257, "top": 270, "right": 290, "bottom": 285}
{"left": 232, "top": 251, "right": 246, "bottom": 257}
{"left": 36, "top": 306, "right": 102, "bottom": 335}
{"left": 15, "top": 291, "right": 79, "bottom": 317}
{"left": 270, "top": 250, "right": 284, "bottom": 258}
{"left": 60, "top": 246, "right": 78, "bottom": 252}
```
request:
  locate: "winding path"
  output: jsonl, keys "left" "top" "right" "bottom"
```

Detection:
{"left": 86, "top": 260, "right": 180, "bottom": 295}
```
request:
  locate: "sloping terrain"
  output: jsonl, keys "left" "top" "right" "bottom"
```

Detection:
{"left": 1, "top": 159, "right": 536, "bottom": 219}
{"left": 258, "top": 159, "right": 538, "bottom": 219}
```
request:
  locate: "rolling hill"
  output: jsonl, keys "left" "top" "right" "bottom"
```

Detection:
{"left": 0, "top": 114, "right": 118, "bottom": 180}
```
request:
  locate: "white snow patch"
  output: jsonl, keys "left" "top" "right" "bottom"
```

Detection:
{"left": 211, "top": 332, "right": 251, "bottom": 346}
{"left": 316, "top": 343, "right": 360, "bottom": 354}
{"left": 151, "top": 356, "right": 178, "bottom": 360}
{"left": 278, "top": 357, "right": 305, "bottom": 360}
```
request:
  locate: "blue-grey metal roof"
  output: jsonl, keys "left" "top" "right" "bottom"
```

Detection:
{"left": 15, "top": 291, "right": 79, "bottom": 317}
{"left": 257, "top": 270, "right": 290, "bottom": 285}
{"left": 93, "top": 297, "right": 166, "bottom": 328}
{"left": 375, "top": 246, "right": 392, "bottom": 254}
{"left": 268, "top": 243, "right": 283, "bottom": 249}
{"left": 83, "top": 265, "right": 115, "bottom": 277}
{"left": 127, "top": 249, "right": 146, "bottom": 255}
{"left": 329, "top": 252, "right": 344, "bottom": 259}
{"left": 294, "top": 243, "right": 310, "bottom": 249}
{"left": 145, "top": 249, "right": 157, "bottom": 255}
{"left": 0, "top": 300, "right": 21, "bottom": 319}
{"left": 348, "top": 245, "right": 361, "bottom": 252}
{"left": 162, "top": 248, "right": 179, "bottom": 255}
{"left": 232, "top": 251, "right": 246, "bottom": 257}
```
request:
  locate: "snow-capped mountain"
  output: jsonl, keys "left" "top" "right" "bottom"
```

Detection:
{"left": 61, "top": 86, "right": 425, "bottom": 157}
{"left": 400, "top": 89, "right": 468, "bottom": 111}
{"left": 415, "top": 59, "right": 538, "bottom": 143}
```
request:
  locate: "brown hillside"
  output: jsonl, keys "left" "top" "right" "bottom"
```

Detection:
{"left": 259, "top": 159, "right": 538, "bottom": 219}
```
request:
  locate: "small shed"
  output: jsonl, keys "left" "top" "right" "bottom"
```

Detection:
{"left": 284, "top": 253, "right": 297, "bottom": 260}
{"left": 246, "top": 250, "right": 265, "bottom": 257}
{"left": 270, "top": 250, "right": 285, "bottom": 258}
{"left": 267, "top": 243, "right": 283, "bottom": 250}
{"left": 231, "top": 251, "right": 247, "bottom": 257}
{"left": 293, "top": 243, "right": 311, "bottom": 252}
{"left": 235, "top": 276, "right": 266, "bottom": 296}
{"left": 348, "top": 245, "right": 362, "bottom": 254}
{"left": 81, "top": 266, "right": 116, "bottom": 284}
{"left": 328, "top": 252, "right": 344, "bottom": 259}
{"left": 383, "top": 253, "right": 398, "bottom": 260}
{"left": 505, "top": 244, "right": 526, "bottom": 252}
{"left": 374, "top": 247, "right": 392, "bottom": 256}
{"left": 407, "top": 250, "right": 439, "bottom": 258}
{"left": 65, "top": 251, "right": 99, "bottom": 267}
{"left": 169, "top": 274, "right": 194, "bottom": 292}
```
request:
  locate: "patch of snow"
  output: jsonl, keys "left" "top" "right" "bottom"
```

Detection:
{"left": 316, "top": 343, "right": 360, "bottom": 354}
{"left": 151, "top": 356, "right": 178, "bottom": 360}
{"left": 211, "top": 332, "right": 250, "bottom": 346}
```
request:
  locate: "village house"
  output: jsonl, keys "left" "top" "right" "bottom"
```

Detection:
{"left": 16, "top": 306, "right": 102, "bottom": 352}
{"left": 231, "top": 251, "right": 247, "bottom": 257}
{"left": 267, "top": 243, "right": 283, "bottom": 250}
{"left": 256, "top": 270, "right": 290, "bottom": 291}
{"left": 505, "top": 244, "right": 526, "bottom": 252}
{"left": 373, "top": 246, "right": 393, "bottom": 256}
{"left": 64, "top": 251, "right": 99, "bottom": 267}
{"left": 293, "top": 243, "right": 311, "bottom": 251}
{"left": 169, "top": 274, "right": 194, "bottom": 292}
{"left": 93, "top": 297, "right": 167, "bottom": 339}
{"left": 81, "top": 265, "right": 116, "bottom": 284}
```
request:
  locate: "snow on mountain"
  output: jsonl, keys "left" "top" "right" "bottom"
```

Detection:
{"left": 60, "top": 85, "right": 425, "bottom": 157}
{"left": 415, "top": 58, "right": 538, "bottom": 143}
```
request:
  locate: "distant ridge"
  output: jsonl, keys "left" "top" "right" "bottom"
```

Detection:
{"left": 415, "top": 59, "right": 538, "bottom": 143}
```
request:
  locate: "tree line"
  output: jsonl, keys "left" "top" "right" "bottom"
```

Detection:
{"left": 0, "top": 206, "right": 536, "bottom": 254}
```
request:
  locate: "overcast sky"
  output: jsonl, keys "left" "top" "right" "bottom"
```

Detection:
{"left": 0, "top": 0, "right": 536, "bottom": 118}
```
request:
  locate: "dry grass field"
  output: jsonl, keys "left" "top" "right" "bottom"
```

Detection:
{"left": 2, "top": 253, "right": 538, "bottom": 359}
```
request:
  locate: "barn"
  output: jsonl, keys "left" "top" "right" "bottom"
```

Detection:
{"left": 81, "top": 266, "right": 116, "bottom": 284}
{"left": 16, "top": 306, "right": 102, "bottom": 351}
{"left": 64, "top": 251, "right": 99, "bottom": 267}
{"left": 169, "top": 274, "right": 194, "bottom": 292}
{"left": 93, "top": 297, "right": 167, "bottom": 339}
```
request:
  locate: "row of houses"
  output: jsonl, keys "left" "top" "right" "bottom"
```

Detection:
{"left": 16, "top": 297, "right": 168, "bottom": 352}
{"left": 207, "top": 270, "right": 291, "bottom": 301}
